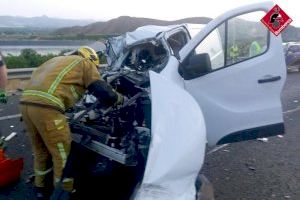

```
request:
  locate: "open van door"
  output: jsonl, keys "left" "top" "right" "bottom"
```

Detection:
{"left": 179, "top": 2, "right": 286, "bottom": 146}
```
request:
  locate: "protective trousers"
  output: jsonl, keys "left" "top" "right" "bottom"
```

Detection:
{"left": 20, "top": 105, "right": 73, "bottom": 192}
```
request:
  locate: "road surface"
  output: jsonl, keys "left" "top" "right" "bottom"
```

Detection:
{"left": 0, "top": 73, "right": 299, "bottom": 200}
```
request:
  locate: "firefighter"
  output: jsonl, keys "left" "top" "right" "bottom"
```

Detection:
{"left": 20, "top": 46, "right": 123, "bottom": 199}
{"left": 249, "top": 40, "right": 262, "bottom": 57}
{"left": 0, "top": 51, "right": 7, "bottom": 104}
{"left": 229, "top": 44, "right": 239, "bottom": 63}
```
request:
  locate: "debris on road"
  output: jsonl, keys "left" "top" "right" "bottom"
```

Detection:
{"left": 5, "top": 132, "right": 17, "bottom": 141}
{"left": 247, "top": 165, "right": 256, "bottom": 171}
{"left": 257, "top": 138, "right": 269, "bottom": 143}
{"left": 10, "top": 125, "right": 14, "bottom": 128}
{"left": 284, "top": 195, "right": 291, "bottom": 199}
{"left": 207, "top": 144, "right": 229, "bottom": 155}
{"left": 245, "top": 159, "right": 256, "bottom": 171}
{"left": 278, "top": 135, "right": 284, "bottom": 138}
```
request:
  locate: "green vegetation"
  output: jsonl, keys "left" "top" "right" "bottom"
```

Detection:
{"left": 5, "top": 49, "right": 58, "bottom": 68}
{"left": 5, "top": 48, "right": 107, "bottom": 69}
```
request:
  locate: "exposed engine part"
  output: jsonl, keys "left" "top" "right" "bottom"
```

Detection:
{"left": 72, "top": 126, "right": 150, "bottom": 166}
{"left": 68, "top": 68, "right": 151, "bottom": 168}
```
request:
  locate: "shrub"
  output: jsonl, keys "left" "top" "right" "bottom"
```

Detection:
{"left": 5, "top": 49, "right": 57, "bottom": 68}
{"left": 4, "top": 48, "right": 107, "bottom": 68}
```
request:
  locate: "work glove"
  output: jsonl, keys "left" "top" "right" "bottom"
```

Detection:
{"left": 115, "top": 92, "right": 127, "bottom": 106}
{"left": 0, "top": 90, "right": 7, "bottom": 104}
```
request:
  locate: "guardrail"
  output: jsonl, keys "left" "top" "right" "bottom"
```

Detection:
{"left": 8, "top": 68, "right": 36, "bottom": 79}
{"left": 7, "top": 64, "right": 108, "bottom": 80}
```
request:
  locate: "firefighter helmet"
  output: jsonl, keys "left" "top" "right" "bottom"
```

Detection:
{"left": 77, "top": 46, "right": 100, "bottom": 66}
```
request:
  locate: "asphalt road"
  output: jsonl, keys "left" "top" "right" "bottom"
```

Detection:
{"left": 0, "top": 73, "right": 299, "bottom": 200}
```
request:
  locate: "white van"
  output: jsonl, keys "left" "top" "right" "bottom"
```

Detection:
{"left": 71, "top": 2, "right": 286, "bottom": 200}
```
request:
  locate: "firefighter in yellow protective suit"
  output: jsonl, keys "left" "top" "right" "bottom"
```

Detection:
{"left": 20, "top": 46, "right": 123, "bottom": 200}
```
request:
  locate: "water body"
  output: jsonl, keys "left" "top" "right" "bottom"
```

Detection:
{"left": 0, "top": 40, "right": 96, "bottom": 55}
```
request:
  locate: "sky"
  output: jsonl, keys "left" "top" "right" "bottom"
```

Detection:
{"left": 0, "top": 0, "right": 299, "bottom": 26}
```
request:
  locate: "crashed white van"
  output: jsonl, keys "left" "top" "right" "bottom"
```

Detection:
{"left": 70, "top": 2, "right": 286, "bottom": 200}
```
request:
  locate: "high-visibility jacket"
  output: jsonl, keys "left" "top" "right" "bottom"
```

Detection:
{"left": 229, "top": 45, "right": 239, "bottom": 59}
{"left": 21, "top": 55, "right": 101, "bottom": 112}
{"left": 249, "top": 41, "right": 262, "bottom": 57}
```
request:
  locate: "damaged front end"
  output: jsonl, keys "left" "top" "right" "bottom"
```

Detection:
{"left": 104, "top": 25, "right": 187, "bottom": 72}
{"left": 67, "top": 25, "right": 210, "bottom": 200}
{"left": 68, "top": 62, "right": 153, "bottom": 199}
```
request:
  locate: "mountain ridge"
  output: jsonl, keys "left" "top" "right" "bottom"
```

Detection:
{"left": 55, "top": 16, "right": 212, "bottom": 35}
{"left": 0, "top": 15, "right": 299, "bottom": 42}
{"left": 0, "top": 15, "right": 95, "bottom": 28}
{"left": 54, "top": 16, "right": 300, "bottom": 42}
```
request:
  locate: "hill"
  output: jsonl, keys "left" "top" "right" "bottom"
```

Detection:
{"left": 55, "top": 16, "right": 300, "bottom": 42}
{"left": 55, "top": 16, "right": 212, "bottom": 35}
{"left": 0, "top": 15, "right": 94, "bottom": 29}
{"left": 282, "top": 26, "right": 300, "bottom": 42}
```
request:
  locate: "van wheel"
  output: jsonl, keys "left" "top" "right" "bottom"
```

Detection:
{"left": 195, "top": 174, "right": 215, "bottom": 200}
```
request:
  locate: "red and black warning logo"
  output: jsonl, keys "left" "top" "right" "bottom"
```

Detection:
{"left": 261, "top": 4, "right": 292, "bottom": 36}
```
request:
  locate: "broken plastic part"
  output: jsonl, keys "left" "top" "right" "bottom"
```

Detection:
{"left": 257, "top": 138, "right": 268, "bottom": 142}
{"left": 4, "top": 132, "right": 17, "bottom": 141}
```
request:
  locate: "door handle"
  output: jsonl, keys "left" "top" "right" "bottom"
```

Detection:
{"left": 258, "top": 76, "right": 281, "bottom": 84}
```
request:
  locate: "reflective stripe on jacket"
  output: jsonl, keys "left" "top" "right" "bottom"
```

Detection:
{"left": 21, "top": 55, "right": 101, "bottom": 111}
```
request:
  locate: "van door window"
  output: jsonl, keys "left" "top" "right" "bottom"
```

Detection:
{"left": 187, "top": 11, "right": 269, "bottom": 74}
{"left": 195, "top": 24, "right": 225, "bottom": 70}
{"left": 167, "top": 31, "right": 188, "bottom": 57}
{"left": 226, "top": 11, "right": 268, "bottom": 65}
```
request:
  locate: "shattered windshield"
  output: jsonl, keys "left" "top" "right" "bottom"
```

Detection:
{"left": 106, "top": 36, "right": 126, "bottom": 66}
{"left": 106, "top": 36, "right": 168, "bottom": 71}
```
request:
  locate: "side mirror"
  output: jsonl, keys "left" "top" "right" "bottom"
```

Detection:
{"left": 180, "top": 53, "right": 211, "bottom": 80}
{"left": 179, "top": 53, "right": 211, "bottom": 80}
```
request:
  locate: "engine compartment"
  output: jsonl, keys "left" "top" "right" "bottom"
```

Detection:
{"left": 67, "top": 66, "right": 153, "bottom": 199}
{"left": 65, "top": 34, "right": 174, "bottom": 198}
{"left": 70, "top": 68, "right": 151, "bottom": 161}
